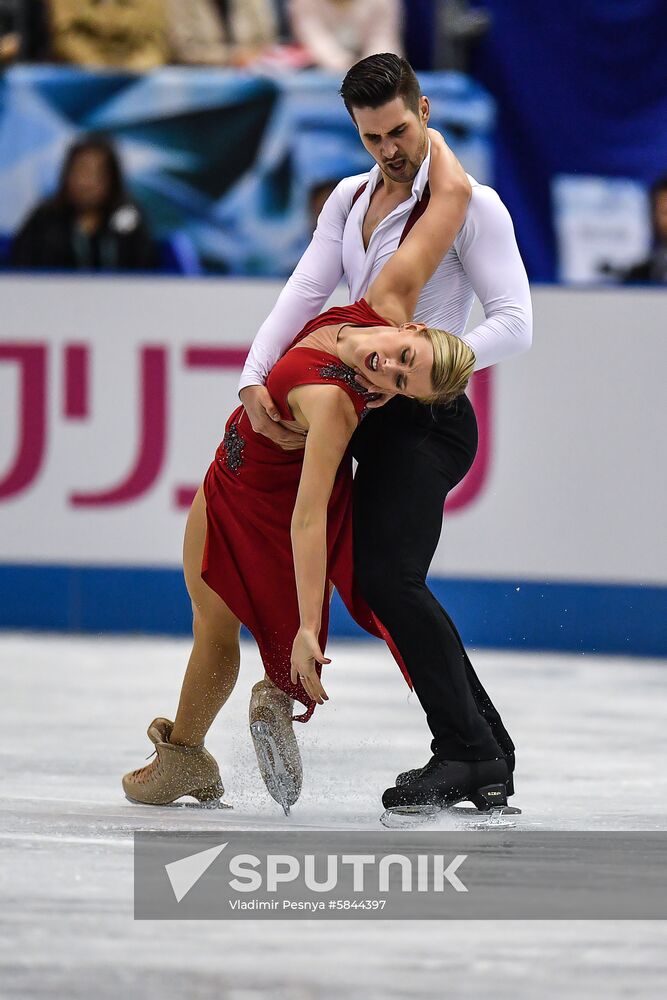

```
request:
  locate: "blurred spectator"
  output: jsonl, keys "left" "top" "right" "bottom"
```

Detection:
{"left": 622, "top": 176, "right": 667, "bottom": 284}
{"left": 308, "top": 178, "right": 340, "bottom": 231}
{"left": 273, "top": 0, "right": 291, "bottom": 42}
{"left": 166, "top": 0, "right": 278, "bottom": 67}
{"left": 0, "top": 0, "right": 20, "bottom": 62}
{"left": 45, "top": 0, "right": 279, "bottom": 70}
{"left": 283, "top": 179, "right": 343, "bottom": 272}
{"left": 0, "top": 31, "right": 19, "bottom": 63}
{"left": 47, "top": 0, "right": 170, "bottom": 70}
{"left": 289, "top": 0, "right": 403, "bottom": 72}
{"left": 11, "top": 134, "right": 155, "bottom": 272}
{"left": 0, "top": 0, "right": 49, "bottom": 62}
{"left": 435, "top": 0, "right": 490, "bottom": 72}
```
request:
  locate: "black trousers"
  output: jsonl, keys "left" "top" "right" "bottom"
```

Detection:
{"left": 351, "top": 394, "right": 515, "bottom": 763}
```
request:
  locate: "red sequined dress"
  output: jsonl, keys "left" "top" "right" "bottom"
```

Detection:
{"left": 201, "top": 299, "right": 410, "bottom": 720}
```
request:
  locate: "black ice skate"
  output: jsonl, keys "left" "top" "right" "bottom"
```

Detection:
{"left": 395, "top": 750, "right": 516, "bottom": 797}
{"left": 380, "top": 756, "right": 521, "bottom": 829}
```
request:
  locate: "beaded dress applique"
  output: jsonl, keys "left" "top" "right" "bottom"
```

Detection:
{"left": 221, "top": 421, "right": 245, "bottom": 473}
{"left": 317, "top": 362, "right": 370, "bottom": 403}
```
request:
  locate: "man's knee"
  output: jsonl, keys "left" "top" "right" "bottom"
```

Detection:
{"left": 356, "top": 561, "right": 424, "bottom": 616}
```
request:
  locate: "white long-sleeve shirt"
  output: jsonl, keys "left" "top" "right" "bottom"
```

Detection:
{"left": 239, "top": 152, "right": 532, "bottom": 391}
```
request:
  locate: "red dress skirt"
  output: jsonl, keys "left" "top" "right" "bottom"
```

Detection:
{"left": 201, "top": 299, "right": 410, "bottom": 720}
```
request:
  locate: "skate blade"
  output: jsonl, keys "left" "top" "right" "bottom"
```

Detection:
{"left": 380, "top": 803, "right": 521, "bottom": 830}
{"left": 250, "top": 720, "right": 298, "bottom": 817}
{"left": 450, "top": 803, "right": 520, "bottom": 829}
{"left": 124, "top": 794, "right": 233, "bottom": 810}
{"left": 380, "top": 805, "right": 442, "bottom": 829}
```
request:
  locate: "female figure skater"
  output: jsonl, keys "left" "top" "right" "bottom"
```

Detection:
{"left": 122, "top": 131, "right": 475, "bottom": 810}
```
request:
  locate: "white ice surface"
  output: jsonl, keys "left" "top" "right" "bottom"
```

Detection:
{"left": 1, "top": 633, "right": 667, "bottom": 999}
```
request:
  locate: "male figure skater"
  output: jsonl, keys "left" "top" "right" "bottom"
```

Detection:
{"left": 240, "top": 53, "right": 532, "bottom": 816}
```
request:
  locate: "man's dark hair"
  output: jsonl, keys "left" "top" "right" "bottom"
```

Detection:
{"left": 340, "top": 53, "right": 422, "bottom": 121}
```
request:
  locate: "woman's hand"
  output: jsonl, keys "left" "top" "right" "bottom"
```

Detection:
{"left": 426, "top": 128, "right": 471, "bottom": 202}
{"left": 290, "top": 628, "right": 331, "bottom": 704}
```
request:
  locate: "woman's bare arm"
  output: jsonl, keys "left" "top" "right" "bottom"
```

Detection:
{"left": 287, "top": 383, "right": 359, "bottom": 702}
{"left": 365, "top": 130, "right": 471, "bottom": 326}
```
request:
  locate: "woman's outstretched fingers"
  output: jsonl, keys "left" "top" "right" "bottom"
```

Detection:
{"left": 290, "top": 629, "right": 331, "bottom": 696}
{"left": 291, "top": 661, "right": 329, "bottom": 704}
{"left": 303, "top": 667, "right": 327, "bottom": 704}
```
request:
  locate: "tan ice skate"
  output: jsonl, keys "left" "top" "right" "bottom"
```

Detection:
{"left": 122, "top": 717, "right": 226, "bottom": 807}
{"left": 249, "top": 678, "right": 303, "bottom": 815}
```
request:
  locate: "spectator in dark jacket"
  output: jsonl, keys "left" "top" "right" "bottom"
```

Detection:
{"left": 11, "top": 134, "right": 155, "bottom": 271}
{"left": 623, "top": 175, "right": 667, "bottom": 285}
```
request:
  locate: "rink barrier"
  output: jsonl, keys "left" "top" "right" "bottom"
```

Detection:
{"left": 1, "top": 564, "right": 664, "bottom": 658}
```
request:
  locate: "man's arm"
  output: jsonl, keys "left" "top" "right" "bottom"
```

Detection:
{"left": 457, "top": 185, "right": 533, "bottom": 370}
{"left": 239, "top": 175, "right": 361, "bottom": 448}
{"left": 239, "top": 177, "right": 359, "bottom": 393}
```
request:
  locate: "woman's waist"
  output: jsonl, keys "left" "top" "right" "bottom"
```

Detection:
{"left": 213, "top": 405, "right": 305, "bottom": 477}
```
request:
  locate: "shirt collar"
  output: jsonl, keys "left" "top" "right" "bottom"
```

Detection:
{"left": 412, "top": 143, "right": 432, "bottom": 199}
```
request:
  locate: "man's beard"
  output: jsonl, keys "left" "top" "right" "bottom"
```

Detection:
{"left": 380, "top": 158, "right": 420, "bottom": 182}
{"left": 379, "top": 135, "right": 428, "bottom": 183}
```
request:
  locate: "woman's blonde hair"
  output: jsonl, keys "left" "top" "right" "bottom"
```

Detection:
{"left": 419, "top": 327, "right": 475, "bottom": 405}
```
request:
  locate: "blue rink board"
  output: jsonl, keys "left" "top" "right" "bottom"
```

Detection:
{"left": 0, "top": 564, "right": 665, "bottom": 658}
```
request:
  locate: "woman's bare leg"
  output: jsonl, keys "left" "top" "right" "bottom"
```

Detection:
{"left": 170, "top": 485, "right": 241, "bottom": 747}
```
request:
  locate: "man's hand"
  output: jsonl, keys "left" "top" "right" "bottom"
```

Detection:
{"left": 240, "top": 385, "right": 307, "bottom": 451}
